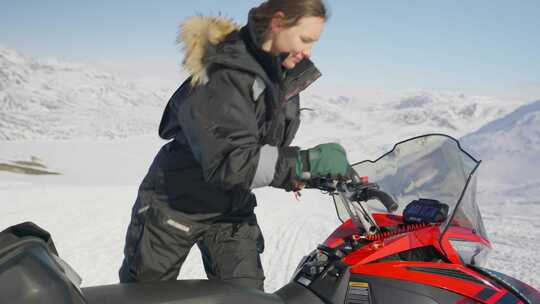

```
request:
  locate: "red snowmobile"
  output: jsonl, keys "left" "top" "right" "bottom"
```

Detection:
{"left": 1, "top": 134, "right": 539, "bottom": 303}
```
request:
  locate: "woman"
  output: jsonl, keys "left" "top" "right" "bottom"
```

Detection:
{"left": 119, "top": 0, "right": 350, "bottom": 291}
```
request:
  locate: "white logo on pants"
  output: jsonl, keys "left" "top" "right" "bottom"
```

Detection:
{"left": 166, "top": 219, "right": 191, "bottom": 233}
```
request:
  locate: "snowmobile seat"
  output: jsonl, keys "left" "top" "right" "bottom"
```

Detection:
{"left": 83, "top": 279, "right": 285, "bottom": 304}
{"left": 0, "top": 222, "right": 86, "bottom": 304}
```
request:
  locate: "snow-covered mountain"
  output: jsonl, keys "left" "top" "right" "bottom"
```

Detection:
{"left": 463, "top": 99, "right": 540, "bottom": 160}
{"left": 0, "top": 47, "right": 170, "bottom": 140}
{"left": 462, "top": 99, "right": 540, "bottom": 199}
{"left": 458, "top": 100, "right": 540, "bottom": 285}
{"left": 296, "top": 91, "right": 522, "bottom": 161}
{"left": 1, "top": 46, "right": 524, "bottom": 145}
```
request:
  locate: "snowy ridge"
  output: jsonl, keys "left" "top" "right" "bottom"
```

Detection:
{"left": 296, "top": 91, "right": 522, "bottom": 161}
{"left": 2, "top": 47, "right": 524, "bottom": 145}
{"left": 461, "top": 99, "right": 540, "bottom": 197}
{"left": 0, "top": 47, "right": 169, "bottom": 140}
{"left": 458, "top": 99, "right": 540, "bottom": 289}
{"left": 462, "top": 99, "right": 540, "bottom": 159}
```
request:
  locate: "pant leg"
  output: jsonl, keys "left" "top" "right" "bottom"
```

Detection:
{"left": 119, "top": 184, "right": 154, "bottom": 282}
{"left": 119, "top": 193, "right": 208, "bottom": 283}
{"left": 197, "top": 217, "right": 266, "bottom": 291}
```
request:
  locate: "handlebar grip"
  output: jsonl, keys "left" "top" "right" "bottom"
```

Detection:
{"left": 365, "top": 189, "right": 399, "bottom": 213}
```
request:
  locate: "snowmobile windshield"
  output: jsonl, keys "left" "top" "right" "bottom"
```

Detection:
{"left": 332, "top": 134, "right": 489, "bottom": 262}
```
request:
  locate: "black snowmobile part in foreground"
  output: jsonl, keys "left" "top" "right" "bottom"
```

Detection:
{"left": 348, "top": 273, "right": 471, "bottom": 303}
{"left": 0, "top": 229, "right": 86, "bottom": 304}
{"left": 84, "top": 280, "right": 324, "bottom": 304}
{"left": 84, "top": 280, "right": 281, "bottom": 304}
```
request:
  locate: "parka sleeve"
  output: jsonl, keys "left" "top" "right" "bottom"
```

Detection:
{"left": 177, "top": 68, "right": 299, "bottom": 191}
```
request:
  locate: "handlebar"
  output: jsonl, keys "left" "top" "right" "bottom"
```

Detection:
{"left": 309, "top": 177, "right": 398, "bottom": 213}
{"left": 361, "top": 189, "right": 399, "bottom": 213}
{"left": 308, "top": 176, "right": 398, "bottom": 235}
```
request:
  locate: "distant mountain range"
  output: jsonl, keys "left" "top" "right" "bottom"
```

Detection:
{"left": 1, "top": 45, "right": 534, "bottom": 165}
{"left": 463, "top": 99, "right": 540, "bottom": 158}
{"left": 295, "top": 91, "right": 524, "bottom": 160}
{"left": 0, "top": 47, "right": 170, "bottom": 140}
{"left": 462, "top": 99, "right": 540, "bottom": 197}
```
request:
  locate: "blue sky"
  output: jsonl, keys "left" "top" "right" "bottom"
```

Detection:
{"left": 1, "top": 1, "right": 539, "bottom": 100}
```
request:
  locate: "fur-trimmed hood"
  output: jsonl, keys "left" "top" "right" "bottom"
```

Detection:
{"left": 176, "top": 13, "right": 322, "bottom": 96}
{"left": 177, "top": 16, "right": 240, "bottom": 86}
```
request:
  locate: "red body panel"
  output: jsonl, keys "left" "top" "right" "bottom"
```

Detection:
{"left": 324, "top": 213, "right": 492, "bottom": 266}
{"left": 321, "top": 213, "right": 528, "bottom": 303}
{"left": 323, "top": 218, "right": 356, "bottom": 248}
{"left": 341, "top": 225, "right": 441, "bottom": 265}
{"left": 440, "top": 226, "right": 492, "bottom": 265}
{"left": 351, "top": 262, "right": 522, "bottom": 303}
{"left": 323, "top": 214, "right": 405, "bottom": 248}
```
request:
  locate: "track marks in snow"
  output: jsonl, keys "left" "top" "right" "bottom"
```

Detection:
{"left": 480, "top": 198, "right": 540, "bottom": 289}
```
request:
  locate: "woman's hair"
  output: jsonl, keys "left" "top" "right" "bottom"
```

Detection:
{"left": 251, "top": 0, "right": 328, "bottom": 29}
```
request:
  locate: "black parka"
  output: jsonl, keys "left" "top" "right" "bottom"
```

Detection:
{"left": 149, "top": 13, "right": 321, "bottom": 218}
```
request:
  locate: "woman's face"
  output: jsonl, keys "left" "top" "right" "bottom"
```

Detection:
{"left": 269, "top": 16, "right": 325, "bottom": 70}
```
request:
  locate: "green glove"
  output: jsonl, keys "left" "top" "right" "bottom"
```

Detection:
{"left": 296, "top": 143, "right": 350, "bottom": 180}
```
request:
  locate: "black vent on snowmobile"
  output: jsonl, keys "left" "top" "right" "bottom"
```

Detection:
{"left": 373, "top": 246, "right": 448, "bottom": 263}
{"left": 406, "top": 266, "right": 484, "bottom": 285}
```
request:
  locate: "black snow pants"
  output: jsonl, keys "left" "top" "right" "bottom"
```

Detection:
{"left": 118, "top": 187, "right": 266, "bottom": 291}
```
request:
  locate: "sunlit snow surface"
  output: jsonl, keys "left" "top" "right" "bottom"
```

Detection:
{"left": 2, "top": 131, "right": 538, "bottom": 291}
{"left": 1, "top": 47, "right": 538, "bottom": 291}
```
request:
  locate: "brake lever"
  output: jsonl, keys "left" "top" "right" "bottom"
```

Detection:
{"left": 339, "top": 181, "right": 398, "bottom": 213}
{"left": 356, "top": 187, "right": 399, "bottom": 213}
{"left": 308, "top": 177, "right": 338, "bottom": 192}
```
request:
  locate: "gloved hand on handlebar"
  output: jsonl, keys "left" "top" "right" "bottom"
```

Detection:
{"left": 295, "top": 143, "right": 352, "bottom": 183}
